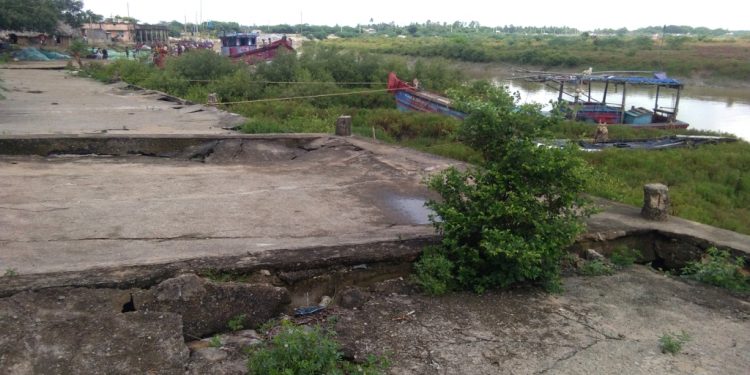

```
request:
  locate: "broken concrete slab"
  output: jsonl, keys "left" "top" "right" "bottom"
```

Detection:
{"left": 134, "top": 274, "right": 290, "bottom": 339}
{"left": 0, "top": 288, "right": 189, "bottom": 375}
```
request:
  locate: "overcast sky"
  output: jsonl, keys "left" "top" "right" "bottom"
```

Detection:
{"left": 82, "top": 0, "right": 747, "bottom": 31}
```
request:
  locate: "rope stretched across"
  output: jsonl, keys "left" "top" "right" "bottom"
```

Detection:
{"left": 214, "top": 88, "right": 394, "bottom": 106}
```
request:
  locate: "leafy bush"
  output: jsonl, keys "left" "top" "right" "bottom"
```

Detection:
{"left": 247, "top": 321, "right": 388, "bottom": 375}
{"left": 415, "top": 81, "right": 591, "bottom": 293}
{"left": 228, "top": 314, "right": 246, "bottom": 331}
{"left": 681, "top": 247, "right": 749, "bottom": 292}
{"left": 414, "top": 247, "right": 454, "bottom": 295}
{"left": 580, "top": 260, "right": 615, "bottom": 276}
{"left": 659, "top": 331, "right": 690, "bottom": 354}
{"left": 610, "top": 246, "right": 641, "bottom": 268}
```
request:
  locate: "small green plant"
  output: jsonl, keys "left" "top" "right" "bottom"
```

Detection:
{"left": 610, "top": 246, "right": 641, "bottom": 268}
{"left": 209, "top": 334, "right": 222, "bottom": 348}
{"left": 580, "top": 260, "right": 615, "bottom": 276}
{"left": 3, "top": 268, "right": 18, "bottom": 277}
{"left": 414, "top": 247, "right": 454, "bottom": 295}
{"left": 228, "top": 314, "right": 246, "bottom": 331}
{"left": 659, "top": 331, "right": 690, "bottom": 354}
{"left": 681, "top": 247, "right": 749, "bottom": 293}
{"left": 247, "top": 321, "right": 388, "bottom": 374}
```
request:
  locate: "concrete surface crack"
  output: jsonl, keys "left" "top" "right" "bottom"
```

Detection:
{"left": 0, "top": 206, "right": 69, "bottom": 213}
{"left": 535, "top": 340, "right": 601, "bottom": 374}
{"left": 552, "top": 309, "right": 624, "bottom": 340}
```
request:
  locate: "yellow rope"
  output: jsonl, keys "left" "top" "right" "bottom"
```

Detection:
{"left": 216, "top": 88, "right": 393, "bottom": 106}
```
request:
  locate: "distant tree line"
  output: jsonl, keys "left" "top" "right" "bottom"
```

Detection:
{"left": 0, "top": 0, "right": 102, "bottom": 34}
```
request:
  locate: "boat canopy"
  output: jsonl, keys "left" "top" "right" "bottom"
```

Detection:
{"left": 578, "top": 75, "right": 682, "bottom": 88}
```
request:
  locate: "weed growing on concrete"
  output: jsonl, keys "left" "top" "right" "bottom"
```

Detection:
{"left": 228, "top": 314, "right": 246, "bottom": 332}
{"left": 659, "top": 331, "right": 690, "bottom": 354}
{"left": 580, "top": 260, "right": 615, "bottom": 276}
{"left": 681, "top": 247, "right": 749, "bottom": 293}
{"left": 209, "top": 335, "right": 222, "bottom": 348}
{"left": 247, "top": 321, "right": 389, "bottom": 374}
{"left": 3, "top": 268, "right": 18, "bottom": 277}
{"left": 610, "top": 246, "right": 641, "bottom": 268}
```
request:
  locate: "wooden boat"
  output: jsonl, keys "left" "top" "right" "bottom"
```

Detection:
{"left": 578, "top": 135, "right": 735, "bottom": 151}
{"left": 219, "top": 32, "right": 294, "bottom": 63}
{"left": 387, "top": 72, "right": 465, "bottom": 120}
{"left": 526, "top": 71, "right": 689, "bottom": 129}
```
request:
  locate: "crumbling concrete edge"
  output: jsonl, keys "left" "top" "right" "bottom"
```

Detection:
{"left": 0, "top": 235, "right": 439, "bottom": 298}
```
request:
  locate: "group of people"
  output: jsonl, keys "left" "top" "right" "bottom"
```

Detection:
{"left": 89, "top": 47, "right": 109, "bottom": 60}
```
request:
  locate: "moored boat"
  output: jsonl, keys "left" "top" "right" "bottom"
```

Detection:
{"left": 219, "top": 32, "right": 294, "bottom": 63}
{"left": 387, "top": 72, "right": 465, "bottom": 120}
{"left": 526, "top": 71, "right": 689, "bottom": 129}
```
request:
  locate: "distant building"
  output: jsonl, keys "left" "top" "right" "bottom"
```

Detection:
{"left": 81, "top": 22, "right": 168, "bottom": 44}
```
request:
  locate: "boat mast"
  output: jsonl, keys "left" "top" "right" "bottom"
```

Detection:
{"left": 602, "top": 80, "right": 609, "bottom": 104}
{"left": 654, "top": 85, "right": 661, "bottom": 115}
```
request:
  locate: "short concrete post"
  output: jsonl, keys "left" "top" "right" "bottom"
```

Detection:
{"left": 641, "top": 183, "right": 669, "bottom": 221}
{"left": 335, "top": 115, "right": 352, "bottom": 136}
{"left": 207, "top": 93, "right": 218, "bottom": 106}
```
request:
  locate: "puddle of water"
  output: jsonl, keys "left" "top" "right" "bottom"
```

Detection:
{"left": 385, "top": 196, "right": 435, "bottom": 225}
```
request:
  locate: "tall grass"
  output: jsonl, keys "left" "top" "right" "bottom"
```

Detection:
{"left": 322, "top": 36, "right": 750, "bottom": 82}
{"left": 583, "top": 141, "right": 750, "bottom": 233}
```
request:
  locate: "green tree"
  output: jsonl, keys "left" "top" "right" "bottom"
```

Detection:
{"left": 416, "top": 81, "right": 592, "bottom": 293}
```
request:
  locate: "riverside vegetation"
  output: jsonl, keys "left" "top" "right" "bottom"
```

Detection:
{"left": 80, "top": 45, "right": 750, "bottom": 236}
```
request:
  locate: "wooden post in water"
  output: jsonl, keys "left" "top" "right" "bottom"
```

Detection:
{"left": 335, "top": 115, "right": 352, "bottom": 136}
{"left": 557, "top": 81, "right": 564, "bottom": 102}
{"left": 619, "top": 83, "right": 627, "bottom": 124}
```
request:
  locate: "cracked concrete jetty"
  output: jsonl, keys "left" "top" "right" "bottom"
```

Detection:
{"left": 1, "top": 66, "right": 749, "bottom": 374}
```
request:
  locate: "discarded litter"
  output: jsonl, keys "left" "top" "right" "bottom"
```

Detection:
{"left": 294, "top": 306, "right": 325, "bottom": 316}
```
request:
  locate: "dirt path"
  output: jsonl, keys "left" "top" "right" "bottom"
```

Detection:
{"left": 0, "top": 68, "right": 243, "bottom": 135}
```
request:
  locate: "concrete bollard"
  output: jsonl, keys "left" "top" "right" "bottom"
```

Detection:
{"left": 207, "top": 93, "right": 218, "bottom": 106}
{"left": 641, "top": 183, "right": 669, "bottom": 221}
{"left": 335, "top": 115, "right": 352, "bottom": 136}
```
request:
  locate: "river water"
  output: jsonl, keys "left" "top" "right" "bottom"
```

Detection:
{"left": 497, "top": 79, "right": 750, "bottom": 140}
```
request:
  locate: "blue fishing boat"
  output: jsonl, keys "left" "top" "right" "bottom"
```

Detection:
{"left": 387, "top": 72, "right": 465, "bottom": 120}
{"left": 526, "top": 71, "right": 689, "bottom": 129}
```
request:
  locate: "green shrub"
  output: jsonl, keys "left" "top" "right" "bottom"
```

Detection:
{"left": 659, "top": 331, "right": 690, "bottom": 354}
{"left": 209, "top": 335, "right": 222, "bottom": 348}
{"left": 415, "top": 81, "right": 591, "bottom": 293}
{"left": 247, "top": 321, "right": 388, "bottom": 375}
{"left": 681, "top": 247, "right": 749, "bottom": 292}
{"left": 414, "top": 247, "right": 454, "bottom": 295}
{"left": 610, "top": 246, "right": 641, "bottom": 268}
{"left": 228, "top": 314, "right": 246, "bottom": 331}
{"left": 580, "top": 260, "right": 615, "bottom": 276}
